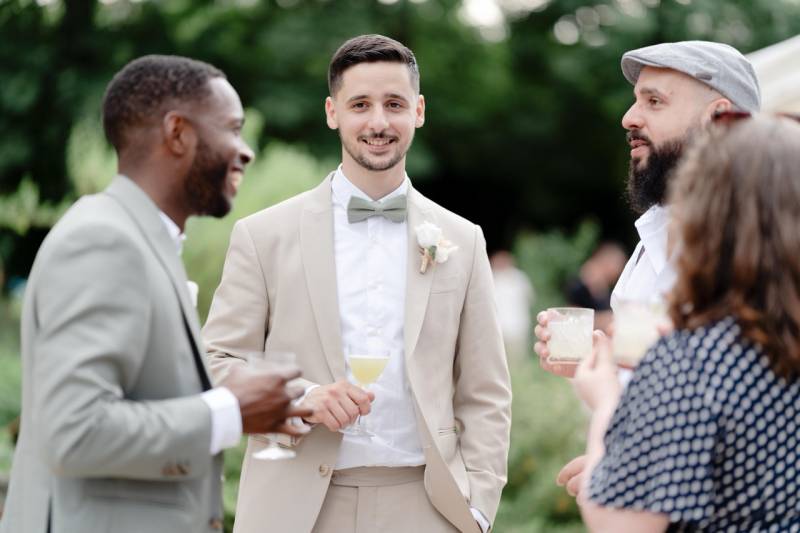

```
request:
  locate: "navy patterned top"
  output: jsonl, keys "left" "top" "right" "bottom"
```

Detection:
{"left": 589, "top": 317, "right": 800, "bottom": 532}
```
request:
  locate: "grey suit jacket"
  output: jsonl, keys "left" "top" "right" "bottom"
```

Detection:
{"left": 1, "top": 176, "right": 224, "bottom": 533}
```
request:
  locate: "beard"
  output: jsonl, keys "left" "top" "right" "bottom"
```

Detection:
{"left": 184, "top": 137, "right": 232, "bottom": 218}
{"left": 341, "top": 132, "right": 410, "bottom": 172}
{"left": 626, "top": 132, "right": 685, "bottom": 215}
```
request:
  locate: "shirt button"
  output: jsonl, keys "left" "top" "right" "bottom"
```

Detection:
{"left": 319, "top": 464, "right": 331, "bottom": 477}
{"left": 209, "top": 517, "right": 223, "bottom": 530}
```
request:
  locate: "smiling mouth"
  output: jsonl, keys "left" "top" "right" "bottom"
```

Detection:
{"left": 362, "top": 137, "right": 396, "bottom": 147}
{"left": 629, "top": 139, "right": 649, "bottom": 149}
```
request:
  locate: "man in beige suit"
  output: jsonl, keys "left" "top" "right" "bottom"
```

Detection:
{"left": 204, "top": 35, "right": 511, "bottom": 533}
{"left": 1, "top": 55, "right": 310, "bottom": 533}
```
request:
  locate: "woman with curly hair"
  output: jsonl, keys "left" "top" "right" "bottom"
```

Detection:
{"left": 575, "top": 113, "right": 800, "bottom": 532}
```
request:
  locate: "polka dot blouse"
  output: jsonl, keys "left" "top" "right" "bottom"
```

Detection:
{"left": 589, "top": 317, "right": 800, "bottom": 532}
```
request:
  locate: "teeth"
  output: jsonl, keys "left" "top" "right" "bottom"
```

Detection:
{"left": 365, "top": 138, "right": 391, "bottom": 146}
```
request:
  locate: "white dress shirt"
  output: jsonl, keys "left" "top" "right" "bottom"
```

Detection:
{"left": 329, "top": 167, "right": 426, "bottom": 469}
{"left": 158, "top": 211, "right": 242, "bottom": 455}
{"left": 609, "top": 204, "right": 676, "bottom": 386}
{"left": 610, "top": 204, "right": 676, "bottom": 310}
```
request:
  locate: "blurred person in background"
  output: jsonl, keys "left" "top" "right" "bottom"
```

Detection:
{"left": 533, "top": 40, "right": 761, "bottom": 497}
{"left": 576, "top": 113, "right": 800, "bottom": 532}
{"left": 564, "top": 242, "right": 626, "bottom": 333}
{"left": 0, "top": 55, "right": 310, "bottom": 533}
{"left": 490, "top": 250, "right": 535, "bottom": 360}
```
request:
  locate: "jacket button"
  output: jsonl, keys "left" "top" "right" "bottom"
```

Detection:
{"left": 318, "top": 464, "right": 331, "bottom": 477}
{"left": 209, "top": 517, "right": 223, "bottom": 530}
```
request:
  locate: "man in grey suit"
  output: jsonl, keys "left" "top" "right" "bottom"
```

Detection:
{"left": 1, "top": 55, "right": 311, "bottom": 533}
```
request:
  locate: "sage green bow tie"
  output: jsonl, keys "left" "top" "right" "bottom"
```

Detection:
{"left": 347, "top": 195, "right": 407, "bottom": 223}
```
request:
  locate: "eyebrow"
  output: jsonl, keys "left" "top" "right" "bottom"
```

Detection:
{"left": 637, "top": 87, "right": 668, "bottom": 100}
{"left": 345, "top": 93, "right": 411, "bottom": 104}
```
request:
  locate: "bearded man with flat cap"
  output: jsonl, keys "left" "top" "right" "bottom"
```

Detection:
{"left": 535, "top": 40, "right": 761, "bottom": 496}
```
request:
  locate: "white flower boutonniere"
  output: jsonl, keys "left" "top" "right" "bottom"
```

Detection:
{"left": 415, "top": 221, "right": 458, "bottom": 274}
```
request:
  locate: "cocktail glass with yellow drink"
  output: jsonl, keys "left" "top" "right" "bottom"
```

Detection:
{"left": 340, "top": 348, "right": 390, "bottom": 437}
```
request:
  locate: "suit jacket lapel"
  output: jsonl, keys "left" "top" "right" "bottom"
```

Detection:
{"left": 404, "top": 185, "right": 436, "bottom": 364}
{"left": 104, "top": 176, "right": 208, "bottom": 377}
{"left": 300, "top": 173, "right": 346, "bottom": 381}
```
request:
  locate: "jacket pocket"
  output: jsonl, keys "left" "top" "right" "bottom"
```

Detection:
{"left": 83, "top": 478, "right": 188, "bottom": 507}
{"left": 431, "top": 275, "right": 463, "bottom": 294}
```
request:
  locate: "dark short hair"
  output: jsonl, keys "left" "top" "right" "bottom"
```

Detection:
{"left": 328, "top": 34, "right": 419, "bottom": 96}
{"left": 102, "top": 55, "right": 225, "bottom": 152}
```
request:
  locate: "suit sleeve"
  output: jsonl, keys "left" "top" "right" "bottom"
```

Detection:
{"left": 203, "top": 220, "right": 316, "bottom": 447}
{"left": 34, "top": 223, "right": 213, "bottom": 480}
{"left": 204, "top": 219, "right": 313, "bottom": 388}
{"left": 453, "top": 225, "right": 512, "bottom": 525}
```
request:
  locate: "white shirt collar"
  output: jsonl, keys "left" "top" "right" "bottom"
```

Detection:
{"left": 157, "top": 211, "right": 186, "bottom": 255}
{"left": 331, "top": 164, "right": 409, "bottom": 209}
{"left": 634, "top": 204, "right": 670, "bottom": 275}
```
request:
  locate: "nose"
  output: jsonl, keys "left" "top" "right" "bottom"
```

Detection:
{"left": 239, "top": 140, "right": 255, "bottom": 166}
{"left": 367, "top": 107, "right": 389, "bottom": 132}
{"left": 621, "top": 102, "right": 643, "bottom": 131}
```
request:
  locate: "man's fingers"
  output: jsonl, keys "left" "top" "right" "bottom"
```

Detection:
{"left": 533, "top": 324, "right": 550, "bottom": 342}
{"left": 566, "top": 472, "right": 583, "bottom": 498}
{"left": 328, "top": 404, "right": 350, "bottom": 428}
{"left": 286, "top": 405, "right": 314, "bottom": 420}
{"left": 593, "top": 332, "right": 613, "bottom": 366}
{"left": 534, "top": 341, "right": 549, "bottom": 358}
{"left": 556, "top": 455, "right": 587, "bottom": 486}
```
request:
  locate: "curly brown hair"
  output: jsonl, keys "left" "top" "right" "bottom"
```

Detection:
{"left": 668, "top": 115, "right": 800, "bottom": 378}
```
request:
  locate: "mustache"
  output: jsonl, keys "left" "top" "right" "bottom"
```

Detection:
{"left": 359, "top": 133, "right": 398, "bottom": 141}
{"left": 626, "top": 130, "right": 652, "bottom": 145}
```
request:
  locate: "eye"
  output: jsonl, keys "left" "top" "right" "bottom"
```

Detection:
{"left": 387, "top": 101, "right": 403, "bottom": 109}
{"left": 648, "top": 96, "right": 661, "bottom": 106}
{"left": 352, "top": 102, "right": 368, "bottom": 110}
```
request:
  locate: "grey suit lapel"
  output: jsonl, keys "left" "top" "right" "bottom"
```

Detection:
{"left": 404, "top": 185, "right": 436, "bottom": 362}
{"left": 104, "top": 175, "right": 209, "bottom": 378}
{"left": 300, "top": 173, "right": 346, "bottom": 381}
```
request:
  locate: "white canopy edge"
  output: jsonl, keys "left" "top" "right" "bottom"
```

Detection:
{"left": 747, "top": 34, "right": 800, "bottom": 113}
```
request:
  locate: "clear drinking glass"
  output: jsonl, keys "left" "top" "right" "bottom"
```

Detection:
{"left": 612, "top": 298, "right": 668, "bottom": 367}
{"left": 339, "top": 347, "right": 390, "bottom": 438}
{"left": 546, "top": 307, "right": 595, "bottom": 363}
{"left": 247, "top": 351, "right": 298, "bottom": 460}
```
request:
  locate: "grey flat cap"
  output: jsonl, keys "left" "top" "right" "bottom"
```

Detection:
{"left": 622, "top": 41, "right": 761, "bottom": 112}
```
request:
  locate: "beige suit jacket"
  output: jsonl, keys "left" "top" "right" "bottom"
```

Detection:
{"left": 2, "top": 176, "right": 223, "bottom": 533}
{"left": 203, "top": 175, "right": 511, "bottom": 533}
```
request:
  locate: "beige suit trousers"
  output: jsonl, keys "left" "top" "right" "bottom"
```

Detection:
{"left": 312, "top": 467, "right": 460, "bottom": 533}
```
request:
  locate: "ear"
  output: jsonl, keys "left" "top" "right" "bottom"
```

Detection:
{"left": 701, "top": 98, "right": 733, "bottom": 124}
{"left": 325, "top": 96, "right": 338, "bottom": 130}
{"left": 162, "top": 111, "right": 195, "bottom": 156}
{"left": 415, "top": 94, "right": 426, "bottom": 128}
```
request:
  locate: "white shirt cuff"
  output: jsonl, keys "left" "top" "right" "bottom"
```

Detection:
{"left": 471, "top": 507, "right": 490, "bottom": 533}
{"left": 201, "top": 387, "right": 242, "bottom": 454}
{"left": 296, "top": 384, "right": 319, "bottom": 406}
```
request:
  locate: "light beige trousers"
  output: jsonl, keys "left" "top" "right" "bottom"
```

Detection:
{"left": 312, "top": 466, "right": 460, "bottom": 533}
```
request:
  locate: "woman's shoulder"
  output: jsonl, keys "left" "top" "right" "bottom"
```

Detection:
{"left": 649, "top": 317, "right": 747, "bottom": 370}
